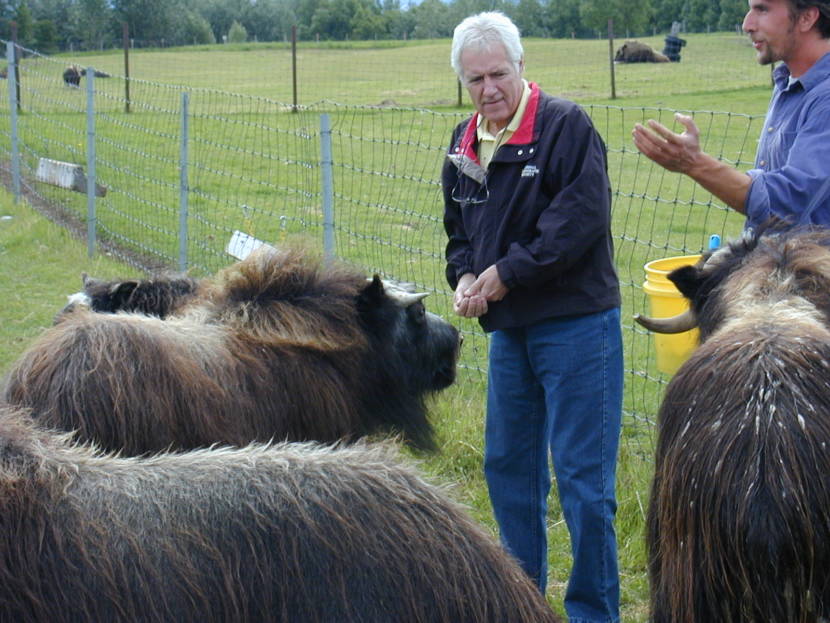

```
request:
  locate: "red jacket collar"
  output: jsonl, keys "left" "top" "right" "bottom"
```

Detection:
{"left": 452, "top": 82, "right": 541, "bottom": 163}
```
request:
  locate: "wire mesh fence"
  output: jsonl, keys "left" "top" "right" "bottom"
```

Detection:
{"left": 3, "top": 32, "right": 772, "bottom": 109}
{"left": 0, "top": 39, "right": 762, "bottom": 542}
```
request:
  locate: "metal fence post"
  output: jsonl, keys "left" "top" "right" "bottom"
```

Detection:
{"left": 123, "top": 22, "right": 131, "bottom": 114}
{"left": 10, "top": 22, "right": 20, "bottom": 113}
{"left": 291, "top": 25, "right": 298, "bottom": 113}
{"left": 6, "top": 41, "right": 20, "bottom": 202}
{"left": 320, "top": 113, "right": 335, "bottom": 260}
{"left": 608, "top": 19, "right": 617, "bottom": 100}
{"left": 86, "top": 67, "right": 97, "bottom": 257}
{"left": 179, "top": 92, "right": 189, "bottom": 272}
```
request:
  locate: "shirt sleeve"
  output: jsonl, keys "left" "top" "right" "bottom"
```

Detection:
{"left": 745, "top": 97, "right": 830, "bottom": 227}
{"left": 496, "top": 107, "right": 613, "bottom": 289}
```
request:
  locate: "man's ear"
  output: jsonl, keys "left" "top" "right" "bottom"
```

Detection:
{"left": 798, "top": 6, "right": 821, "bottom": 32}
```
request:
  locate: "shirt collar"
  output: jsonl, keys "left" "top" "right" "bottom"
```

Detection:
{"left": 476, "top": 79, "right": 531, "bottom": 140}
{"left": 776, "top": 50, "right": 830, "bottom": 93}
{"left": 452, "top": 82, "right": 541, "bottom": 165}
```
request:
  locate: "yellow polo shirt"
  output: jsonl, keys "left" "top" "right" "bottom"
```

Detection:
{"left": 476, "top": 79, "right": 531, "bottom": 169}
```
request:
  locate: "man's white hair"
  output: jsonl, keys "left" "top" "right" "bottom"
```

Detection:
{"left": 450, "top": 12, "right": 523, "bottom": 80}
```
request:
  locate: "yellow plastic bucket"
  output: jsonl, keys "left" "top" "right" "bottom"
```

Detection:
{"left": 642, "top": 255, "right": 702, "bottom": 375}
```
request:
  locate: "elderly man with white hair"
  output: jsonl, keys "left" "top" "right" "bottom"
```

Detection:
{"left": 441, "top": 11, "right": 623, "bottom": 623}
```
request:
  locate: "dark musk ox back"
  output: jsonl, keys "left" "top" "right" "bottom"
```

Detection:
{"left": 56, "top": 272, "right": 202, "bottom": 321}
{"left": 0, "top": 406, "right": 560, "bottom": 623}
{"left": 638, "top": 229, "right": 830, "bottom": 623}
{"left": 3, "top": 247, "right": 460, "bottom": 455}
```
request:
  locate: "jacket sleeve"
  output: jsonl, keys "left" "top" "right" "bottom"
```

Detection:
{"left": 496, "top": 106, "right": 613, "bottom": 289}
{"left": 442, "top": 128, "right": 474, "bottom": 290}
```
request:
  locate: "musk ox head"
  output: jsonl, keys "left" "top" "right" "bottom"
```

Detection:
{"left": 56, "top": 272, "right": 202, "bottom": 322}
{"left": 0, "top": 405, "right": 560, "bottom": 623}
{"left": 6, "top": 246, "right": 460, "bottom": 455}
{"left": 358, "top": 275, "right": 459, "bottom": 394}
{"left": 640, "top": 227, "right": 830, "bottom": 622}
{"left": 614, "top": 40, "right": 670, "bottom": 63}
{"left": 635, "top": 227, "right": 830, "bottom": 342}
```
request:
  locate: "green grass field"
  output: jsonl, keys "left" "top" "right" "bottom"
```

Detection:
{"left": 0, "top": 33, "right": 776, "bottom": 621}
{"left": 22, "top": 32, "right": 771, "bottom": 108}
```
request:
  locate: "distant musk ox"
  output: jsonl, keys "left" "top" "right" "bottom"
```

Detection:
{"left": 5, "top": 246, "right": 460, "bottom": 454}
{"left": 57, "top": 271, "right": 202, "bottom": 321}
{"left": 614, "top": 40, "right": 670, "bottom": 63}
{"left": 62, "top": 65, "right": 111, "bottom": 87}
{"left": 62, "top": 65, "right": 82, "bottom": 86}
{"left": 0, "top": 406, "right": 561, "bottom": 623}
{"left": 636, "top": 228, "right": 830, "bottom": 623}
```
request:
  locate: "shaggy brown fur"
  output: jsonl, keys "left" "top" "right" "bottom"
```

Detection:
{"left": 4, "top": 246, "right": 459, "bottom": 454}
{"left": 0, "top": 406, "right": 560, "bottom": 622}
{"left": 647, "top": 229, "right": 830, "bottom": 623}
{"left": 614, "top": 40, "right": 670, "bottom": 63}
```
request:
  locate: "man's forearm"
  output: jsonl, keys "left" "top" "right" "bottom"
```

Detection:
{"left": 632, "top": 114, "right": 752, "bottom": 215}
{"left": 686, "top": 152, "right": 752, "bottom": 214}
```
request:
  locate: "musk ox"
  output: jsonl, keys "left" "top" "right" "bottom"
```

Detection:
{"left": 62, "top": 65, "right": 82, "bottom": 87}
{"left": 4, "top": 246, "right": 460, "bottom": 454}
{"left": 61, "top": 66, "right": 111, "bottom": 88}
{"left": 614, "top": 40, "right": 670, "bottom": 63}
{"left": 636, "top": 228, "right": 830, "bottom": 623}
{"left": 0, "top": 405, "right": 560, "bottom": 623}
{"left": 57, "top": 271, "right": 202, "bottom": 321}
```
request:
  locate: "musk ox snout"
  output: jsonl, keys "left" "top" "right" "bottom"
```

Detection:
{"left": 425, "top": 310, "right": 462, "bottom": 389}
{"left": 396, "top": 302, "right": 460, "bottom": 393}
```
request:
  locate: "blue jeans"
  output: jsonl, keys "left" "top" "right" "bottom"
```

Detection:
{"left": 485, "top": 308, "right": 623, "bottom": 623}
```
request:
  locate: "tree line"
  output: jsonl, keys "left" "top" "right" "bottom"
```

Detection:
{"left": 1, "top": 0, "right": 749, "bottom": 53}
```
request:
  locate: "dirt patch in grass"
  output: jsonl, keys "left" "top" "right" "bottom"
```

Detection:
{"left": 0, "top": 162, "right": 169, "bottom": 274}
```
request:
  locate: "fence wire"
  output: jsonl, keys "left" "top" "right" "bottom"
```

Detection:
{"left": 0, "top": 42, "right": 761, "bottom": 471}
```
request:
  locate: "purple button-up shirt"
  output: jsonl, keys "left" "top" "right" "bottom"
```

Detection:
{"left": 745, "top": 51, "right": 830, "bottom": 230}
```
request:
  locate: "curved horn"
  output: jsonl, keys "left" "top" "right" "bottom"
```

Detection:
{"left": 373, "top": 278, "right": 430, "bottom": 306}
{"left": 634, "top": 308, "right": 698, "bottom": 334}
{"left": 391, "top": 290, "right": 429, "bottom": 307}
